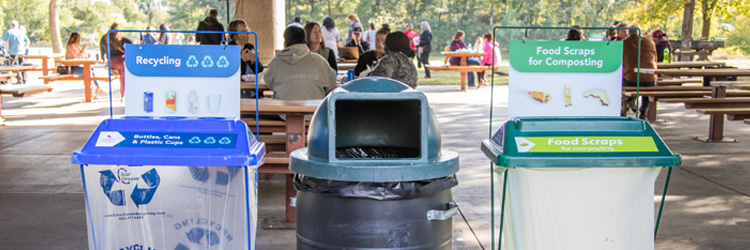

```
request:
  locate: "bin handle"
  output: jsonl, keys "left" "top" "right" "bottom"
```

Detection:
{"left": 426, "top": 203, "right": 459, "bottom": 221}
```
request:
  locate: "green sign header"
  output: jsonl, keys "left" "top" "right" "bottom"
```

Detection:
{"left": 509, "top": 40, "right": 623, "bottom": 73}
{"left": 515, "top": 136, "right": 658, "bottom": 153}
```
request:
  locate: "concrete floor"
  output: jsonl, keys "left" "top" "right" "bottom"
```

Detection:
{"left": 2, "top": 75, "right": 750, "bottom": 249}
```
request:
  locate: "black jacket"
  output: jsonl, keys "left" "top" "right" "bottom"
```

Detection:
{"left": 417, "top": 31, "right": 432, "bottom": 54}
{"left": 354, "top": 50, "right": 378, "bottom": 77}
{"left": 196, "top": 17, "right": 225, "bottom": 45}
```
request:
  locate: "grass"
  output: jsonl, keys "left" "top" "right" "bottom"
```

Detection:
{"left": 415, "top": 55, "right": 510, "bottom": 86}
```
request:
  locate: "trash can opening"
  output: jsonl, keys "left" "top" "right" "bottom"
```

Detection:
{"left": 335, "top": 100, "right": 421, "bottom": 159}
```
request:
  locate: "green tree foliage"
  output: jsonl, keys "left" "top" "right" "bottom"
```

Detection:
{"left": 727, "top": 15, "right": 750, "bottom": 55}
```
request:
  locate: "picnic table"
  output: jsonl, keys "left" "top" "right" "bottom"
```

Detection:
{"left": 435, "top": 51, "right": 495, "bottom": 91}
{"left": 0, "top": 64, "right": 38, "bottom": 74}
{"left": 19, "top": 54, "right": 64, "bottom": 83}
{"left": 635, "top": 68, "right": 750, "bottom": 142}
{"left": 656, "top": 61, "right": 725, "bottom": 69}
{"left": 57, "top": 59, "right": 99, "bottom": 102}
{"left": 240, "top": 98, "right": 322, "bottom": 228}
{"left": 338, "top": 62, "right": 356, "bottom": 70}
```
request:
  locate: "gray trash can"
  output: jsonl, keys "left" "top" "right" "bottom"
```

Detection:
{"left": 290, "top": 78, "right": 460, "bottom": 250}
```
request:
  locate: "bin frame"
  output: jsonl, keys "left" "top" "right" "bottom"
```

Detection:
{"left": 487, "top": 25, "right": 675, "bottom": 250}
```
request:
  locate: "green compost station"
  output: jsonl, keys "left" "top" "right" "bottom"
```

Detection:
{"left": 482, "top": 116, "right": 681, "bottom": 250}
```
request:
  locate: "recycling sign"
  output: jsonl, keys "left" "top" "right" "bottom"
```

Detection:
{"left": 96, "top": 131, "right": 237, "bottom": 148}
{"left": 124, "top": 44, "right": 239, "bottom": 78}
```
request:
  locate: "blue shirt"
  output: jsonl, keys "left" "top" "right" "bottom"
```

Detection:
{"left": 3, "top": 28, "right": 28, "bottom": 55}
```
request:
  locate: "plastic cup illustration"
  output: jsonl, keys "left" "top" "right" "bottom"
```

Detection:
{"left": 165, "top": 91, "right": 177, "bottom": 113}
{"left": 208, "top": 94, "right": 221, "bottom": 113}
{"left": 143, "top": 91, "right": 154, "bottom": 113}
{"left": 188, "top": 90, "right": 198, "bottom": 114}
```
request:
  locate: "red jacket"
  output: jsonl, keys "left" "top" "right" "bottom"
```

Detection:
{"left": 622, "top": 35, "right": 657, "bottom": 82}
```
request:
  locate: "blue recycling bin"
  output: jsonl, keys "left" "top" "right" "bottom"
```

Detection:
{"left": 72, "top": 117, "right": 265, "bottom": 250}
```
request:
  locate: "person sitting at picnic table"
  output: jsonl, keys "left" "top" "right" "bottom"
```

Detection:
{"left": 140, "top": 26, "right": 157, "bottom": 44}
{"left": 614, "top": 23, "right": 628, "bottom": 41}
{"left": 601, "top": 24, "right": 617, "bottom": 41}
{"left": 227, "top": 19, "right": 264, "bottom": 75}
{"left": 621, "top": 24, "right": 657, "bottom": 119}
{"left": 449, "top": 30, "right": 482, "bottom": 87}
{"left": 65, "top": 32, "right": 105, "bottom": 95}
{"left": 263, "top": 26, "right": 337, "bottom": 100}
{"left": 368, "top": 32, "right": 418, "bottom": 88}
{"left": 652, "top": 29, "right": 672, "bottom": 63}
{"left": 345, "top": 26, "right": 370, "bottom": 56}
{"left": 305, "top": 22, "right": 337, "bottom": 70}
{"left": 354, "top": 26, "right": 389, "bottom": 77}
{"left": 478, "top": 32, "right": 500, "bottom": 88}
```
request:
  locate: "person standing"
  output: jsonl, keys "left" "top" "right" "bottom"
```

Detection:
{"left": 478, "top": 32, "right": 501, "bottom": 88}
{"left": 99, "top": 22, "right": 132, "bottom": 98}
{"left": 158, "top": 23, "right": 171, "bottom": 45}
{"left": 404, "top": 23, "right": 418, "bottom": 53}
{"left": 322, "top": 16, "right": 342, "bottom": 59}
{"left": 621, "top": 24, "right": 657, "bottom": 119}
{"left": 416, "top": 21, "right": 432, "bottom": 78}
{"left": 362, "top": 23, "right": 377, "bottom": 51}
{"left": 196, "top": 9, "right": 225, "bottom": 45}
{"left": 652, "top": 29, "right": 672, "bottom": 62}
{"left": 305, "top": 22, "right": 337, "bottom": 70}
{"left": 288, "top": 16, "right": 303, "bottom": 28}
{"left": 345, "top": 14, "right": 362, "bottom": 45}
{"left": 3, "top": 20, "right": 30, "bottom": 83}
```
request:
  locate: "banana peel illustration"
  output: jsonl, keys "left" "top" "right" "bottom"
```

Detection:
{"left": 583, "top": 89, "right": 609, "bottom": 106}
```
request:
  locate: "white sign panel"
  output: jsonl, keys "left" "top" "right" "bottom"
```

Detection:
{"left": 508, "top": 41, "right": 623, "bottom": 118}
{"left": 124, "top": 44, "right": 240, "bottom": 118}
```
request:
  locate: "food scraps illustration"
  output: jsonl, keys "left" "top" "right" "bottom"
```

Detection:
{"left": 583, "top": 89, "right": 609, "bottom": 106}
{"left": 522, "top": 90, "right": 552, "bottom": 104}
{"left": 564, "top": 86, "right": 572, "bottom": 107}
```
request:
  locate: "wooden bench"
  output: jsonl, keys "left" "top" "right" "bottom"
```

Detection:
{"left": 258, "top": 134, "right": 286, "bottom": 152}
{"left": 697, "top": 108, "right": 750, "bottom": 121}
{"left": 657, "top": 78, "right": 703, "bottom": 86}
{"left": 259, "top": 152, "right": 293, "bottom": 174}
{"left": 425, "top": 65, "right": 503, "bottom": 90}
{"left": 623, "top": 90, "right": 750, "bottom": 121}
{"left": 1, "top": 85, "right": 54, "bottom": 97}
{"left": 661, "top": 97, "right": 750, "bottom": 109}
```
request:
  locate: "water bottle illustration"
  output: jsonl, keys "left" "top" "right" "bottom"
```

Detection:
{"left": 165, "top": 91, "right": 177, "bottom": 113}
{"left": 143, "top": 92, "right": 153, "bottom": 113}
{"left": 188, "top": 90, "right": 198, "bottom": 114}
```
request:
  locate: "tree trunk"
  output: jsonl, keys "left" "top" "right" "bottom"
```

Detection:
{"left": 49, "top": 0, "right": 63, "bottom": 53}
{"left": 700, "top": 0, "right": 713, "bottom": 38}
{"left": 681, "top": 0, "right": 695, "bottom": 47}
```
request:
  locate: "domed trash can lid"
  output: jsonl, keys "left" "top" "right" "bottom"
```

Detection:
{"left": 291, "top": 77, "right": 459, "bottom": 182}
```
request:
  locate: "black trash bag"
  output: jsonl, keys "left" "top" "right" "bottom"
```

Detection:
{"left": 335, "top": 146, "right": 420, "bottom": 159}
{"left": 294, "top": 174, "right": 458, "bottom": 201}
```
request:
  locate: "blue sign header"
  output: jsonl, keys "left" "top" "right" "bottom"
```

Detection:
{"left": 125, "top": 44, "right": 240, "bottom": 78}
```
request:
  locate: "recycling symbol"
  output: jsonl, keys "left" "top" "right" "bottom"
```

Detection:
{"left": 189, "top": 136, "right": 201, "bottom": 144}
{"left": 186, "top": 55, "right": 199, "bottom": 67}
{"left": 189, "top": 167, "right": 240, "bottom": 186}
{"left": 201, "top": 55, "right": 214, "bottom": 68}
{"left": 218, "top": 137, "right": 231, "bottom": 144}
{"left": 99, "top": 168, "right": 161, "bottom": 207}
{"left": 216, "top": 56, "right": 230, "bottom": 68}
{"left": 204, "top": 137, "right": 216, "bottom": 144}
{"left": 186, "top": 227, "right": 221, "bottom": 246}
